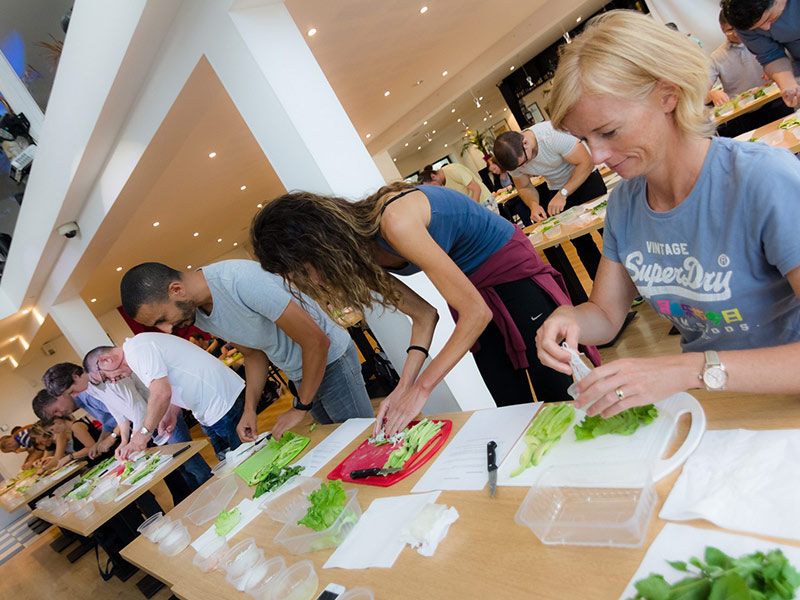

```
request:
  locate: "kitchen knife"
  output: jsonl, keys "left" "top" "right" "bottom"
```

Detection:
{"left": 487, "top": 440, "right": 498, "bottom": 497}
{"left": 349, "top": 467, "right": 402, "bottom": 479}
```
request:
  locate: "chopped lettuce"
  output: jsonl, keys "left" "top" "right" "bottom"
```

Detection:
{"left": 253, "top": 465, "right": 305, "bottom": 499}
{"left": 243, "top": 432, "right": 309, "bottom": 486}
{"left": 298, "top": 480, "right": 347, "bottom": 531}
{"left": 127, "top": 456, "right": 161, "bottom": 485}
{"left": 574, "top": 405, "right": 658, "bottom": 440}
{"left": 779, "top": 116, "right": 800, "bottom": 130}
{"left": 383, "top": 419, "right": 443, "bottom": 469}
{"left": 214, "top": 507, "right": 241, "bottom": 536}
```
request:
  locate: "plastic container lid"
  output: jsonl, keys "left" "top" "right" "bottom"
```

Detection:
{"left": 222, "top": 537, "right": 263, "bottom": 578}
{"left": 51, "top": 499, "right": 70, "bottom": 517}
{"left": 338, "top": 588, "right": 375, "bottom": 600}
{"left": 137, "top": 512, "right": 172, "bottom": 543}
{"left": 246, "top": 556, "right": 286, "bottom": 599}
{"left": 263, "top": 477, "right": 322, "bottom": 524}
{"left": 158, "top": 519, "right": 190, "bottom": 556}
{"left": 186, "top": 474, "right": 239, "bottom": 526}
{"left": 152, "top": 430, "right": 171, "bottom": 446}
{"left": 229, "top": 555, "right": 268, "bottom": 592}
{"left": 514, "top": 461, "right": 656, "bottom": 548}
{"left": 268, "top": 560, "right": 318, "bottom": 600}
{"left": 192, "top": 535, "right": 230, "bottom": 572}
{"left": 274, "top": 489, "right": 361, "bottom": 555}
{"left": 211, "top": 458, "right": 235, "bottom": 478}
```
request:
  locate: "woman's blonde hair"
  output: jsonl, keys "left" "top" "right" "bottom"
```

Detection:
{"left": 549, "top": 10, "right": 713, "bottom": 138}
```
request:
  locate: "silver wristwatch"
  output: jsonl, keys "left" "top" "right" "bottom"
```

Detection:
{"left": 559, "top": 187, "right": 569, "bottom": 197}
{"left": 139, "top": 426, "right": 154, "bottom": 438}
{"left": 700, "top": 350, "right": 727, "bottom": 391}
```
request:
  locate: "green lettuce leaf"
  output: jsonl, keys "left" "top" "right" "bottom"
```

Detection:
{"left": 214, "top": 507, "right": 241, "bottom": 536}
{"left": 574, "top": 405, "right": 658, "bottom": 441}
{"left": 298, "top": 480, "right": 347, "bottom": 532}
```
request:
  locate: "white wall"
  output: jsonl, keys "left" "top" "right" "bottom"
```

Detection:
{"left": 645, "top": 0, "right": 726, "bottom": 56}
{"left": 97, "top": 308, "right": 133, "bottom": 346}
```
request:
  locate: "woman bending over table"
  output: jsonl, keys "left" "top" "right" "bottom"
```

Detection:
{"left": 251, "top": 184, "right": 600, "bottom": 435}
{"left": 535, "top": 10, "right": 800, "bottom": 417}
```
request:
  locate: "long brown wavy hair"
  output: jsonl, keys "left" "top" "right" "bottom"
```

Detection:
{"left": 250, "top": 182, "right": 414, "bottom": 318}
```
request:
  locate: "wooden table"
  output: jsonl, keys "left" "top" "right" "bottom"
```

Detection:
{"left": 0, "top": 461, "right": 87, "bottom": 513}
{"left": 712, "top": 86, "right": 781, "bottom": 126}
{"left": 120, "top": 392, "right": 800, "bottom": 600}
{"left": 734, "top": 113, "right": 800, "bottom": 154}
{"left": 32, "top": 441, "right": 207, "bottom": 537}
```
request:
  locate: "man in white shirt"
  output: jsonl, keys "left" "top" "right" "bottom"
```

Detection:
{"left": 90, "top": 332, "right": 245, "bottom": 458}
{"left": 707, "top": 11, "right": 768, "bottom": 106}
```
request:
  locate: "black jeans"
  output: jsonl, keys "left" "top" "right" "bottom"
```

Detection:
{"left": 542, "top": 169, "right": 606, "bottom": 280}
{"left": 472, "top": 278, "right": 573, "bottom": 406}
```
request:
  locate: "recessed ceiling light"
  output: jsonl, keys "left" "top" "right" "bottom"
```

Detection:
{"left": 366, "top": 133, "right": 371, "bottom": 139}
{"left": 90, "top": 298, "right": 96, "bottom": 303}
{"left": 240, "top": 185, "right": 247, "bottom": 191}
{"left": 116, "top": 266, "right": 122, "bottom": 272}
{"left": 187, "top": 265, "right": 192, "bottom": 269}
{"left": 21, "top": 308, "right": 30, "bottom": 314}
{"left": 404, "top": 142, "right": 409, "bottom": 147}
{"left": 307, "top": 28, "right": 317, "bottom": 36}
{"left": 510, "top": 66, "right": 515, "bottom": 71}
{"left": 504, "top": 107, "right": 507, "bottom": 111}
{"left": 384, "top": 91, "right": 390, "bottom": 97}
{"left": 483, "top": 117, "right": 487, "bottom": 121}
{"left": 417, "top": 146, "right": 422, "bottom": 150}
{"left": 451, "top": 108, "right": 455, "bottom": 113}
{"left": 193, "top": 232, "right": 199, "bottom": 237}
{"left": 444, "top": 143, "right": 448, "bottom": 147}
{"left": 432, "top": 130, "right": 436, "bottom": 134}
{"left": 393, "top": 158, "right": 397, "bottom": 161}
{"left": 415, "top": 80, "right": 423, "bottom": 86}
{"left": 423, "top": 121, "right": 428, "bottom": 125}
{"left": 217, "top": 238, "right": 222, "bottom": 243}
{"left": 420, "top": 6, "right": 428, "bottom": 14}
{"left": 233, "top": 242, "right": 238, "bottom": 247}
{"left": 9, "top": 337, "right": 15, "bottom": 342}
{"left": 442, "top": 70, "right": 448, "bottom": 76}
{"left": 457, "top": 118, "right": 461, "bottom": 122}
{"left": 153, "top": 221, "right": 160, "bottom": 227}
{"left": 576, "top": 16, "right": 582, "bottom": 22}
{"left": 257, "top": 203, "right": 263, "bottom": 208}
{"left": 479, "top": 96, "right": 483, "bottom": 101}
{"left": 208, "top": 152, "right": 217, "bottom": 158}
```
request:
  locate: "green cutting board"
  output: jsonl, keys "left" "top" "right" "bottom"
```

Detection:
{"left": 234, "top": 432, "right": 309, "bottom": 484}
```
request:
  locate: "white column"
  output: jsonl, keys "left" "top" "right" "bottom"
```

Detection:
{"left": 372, "top": 150, "right": 403, "bottom": 183}
{"left": 222, "top": 2, "right": 494, "bottom": 412}
{"left": 48, "top": 297, "right": 112, "bottom": 359}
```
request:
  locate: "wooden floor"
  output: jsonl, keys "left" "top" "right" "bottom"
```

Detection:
{"left": 0, "top": 238, "right": 681, "bottom": 599}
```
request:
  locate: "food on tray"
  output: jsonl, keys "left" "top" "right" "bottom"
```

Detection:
{"left": 778, "top": 116, "right": 800, "bottom": 130}
{"left": 383, "top": 419, "right": 444, "bottom": 469}
{"left": 215, "top": 507, "right": 241, "bottom": 536}
{"left": 298, "top": 479, "right": 349, "bottom": 532}
{"left": 127, "top": 455, "right": 161, "bottom": 485}
{"left": 574, "top": 405, "right": 658, "bottom": 440}
{"left": 239, "top": 432, "right": 309, "bottom": 486}
{"left": 82, "top": 457, "right": 116, "bottom": 480}
{"left": 510, "top": 404, "right": 575, "bottom": 477}
{"left": 253, "top": 464, "right": 305, "bottom": 499}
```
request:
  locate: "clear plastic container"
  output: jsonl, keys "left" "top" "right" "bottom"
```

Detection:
{"left": 543, "top": 224, "right": 562, "bottom": 239}
{"left": 269, "top": 560, "right": 318, "bottom": 600}
{"left": 90, "top": 476, "right": 120, "bottom": 503}
{"left": 186, "top": 475, "right": 239, "bottom": 526}
{"left": 274, "top": 489, "right": 361, "bottom": 555}
{"left": 338, "top": 588, "right": 375, "bottom": 600}
{"left": 263, "top": 477, "right": 322, "bottom": 523}
{"left": 514, "top": 461, "right": 655, "bottom": 548}
{"left": 158, "top": 518, "right": 190, "bottom": 556}
{"left": 761, "top": 129, "right": 785, "bottom": 146}
{"left": 51, "top": 499, "right": 70, "bottom": 517}
{"left": 528, "top": 231, "right": 544, "bottom": 245}
{"left": 192, "top": 533, "right": 230, "bottom": 572}
{"left": 229, "top": 555, "right": 270, "bottom": 592}
{"left": 75, "top": 501, "right": 96, "bottom": 520}
{"left": 222, "top": 538, "right": 264, "bottom": 589}
{"left": 152, "top": 430, "right": 171, "bottom": 446}
{"left": 36, "top": 496, "right": 56, "bottom": 512}
{"left": 137, "top": 512, "right": 172, "bottom": 543}
{"left": 211, "top": 458, "right": 234, "bottom": 478}
{"left": 246, "top": 556, "right": 286, "bottom": 599}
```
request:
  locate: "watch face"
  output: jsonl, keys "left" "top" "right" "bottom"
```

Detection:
{"left": 703, "top": 366, "right": 727, "bottom": 389}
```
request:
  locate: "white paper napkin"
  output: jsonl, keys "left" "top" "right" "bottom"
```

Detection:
{"left": 400, "top": 503, "right": 459, "bottom": 557}
{"left": 619, "top": 524, "right": 800, "bottom": 600}
{"left": 323, "top": 491, "right": 440, "bottom": 569}
{"left": 191, "top": 497, "right": 261, "bottom": 550}
{"left": 660, "top": 429, "right": 800, "bottom": 540}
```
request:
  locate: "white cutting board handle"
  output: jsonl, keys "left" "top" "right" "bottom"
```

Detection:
{"left": 652, "top": 392, "right": 706, "bottom": 481}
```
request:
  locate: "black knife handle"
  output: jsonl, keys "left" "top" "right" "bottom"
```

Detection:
{"left": 350, "top": 467, "right": 381, "bottom": 479}
{"left": 172, "top": 445, "right": 191, "bottom": 458}
{"left": 487, "top": 441, "right": 498, "bottom": 472}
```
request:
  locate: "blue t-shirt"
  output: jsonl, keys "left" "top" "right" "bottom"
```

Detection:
{"left": 376, "top": 185, "right": 514, "bottom": 276}
{"left": 737, "top": 0, "right": 800, "bottom": 66}
{"left": 74, "top": 391, "right": 117, "bottom": 432}
{"left": 604, "top": 136, "right": 800, "bottom": 352}
{"left": 193, "top": 260, "right": 351, "bottom": 381}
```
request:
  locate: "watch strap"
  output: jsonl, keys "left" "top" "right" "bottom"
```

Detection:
{"left": 292, "top": 395, "right": 313, "bottom": 411}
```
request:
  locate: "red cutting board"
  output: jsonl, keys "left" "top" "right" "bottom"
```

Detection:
{"left": 327, "top": 419, "right": 452, "bottom": 487}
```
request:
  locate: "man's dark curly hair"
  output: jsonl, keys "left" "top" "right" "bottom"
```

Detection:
{"left": 721, "top": 0, "right": 775, "bottom": 31}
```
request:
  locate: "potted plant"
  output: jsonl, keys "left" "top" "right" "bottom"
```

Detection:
{"left": 461, "top": 129, "right": 491, "bottom": 161}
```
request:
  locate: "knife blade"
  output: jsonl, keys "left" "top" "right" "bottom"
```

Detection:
{"left": 487, "top": 440, "right": 498, "bottom": 497}
{"left": 349, "top": 467, "right": 402, "bottom": 479}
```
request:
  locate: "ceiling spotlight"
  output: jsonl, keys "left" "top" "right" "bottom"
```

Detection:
{"left": 9, "top": 337, "right": 15, "bottom": 342}
{"left": 116, "top": 266, "right": 122, "bottom": 272}
{"left": 444, "top": 143, "right": 448, "bottom": 147}
{"left": 393, "top": 158, "right": 397, "bottom": 161}
{"left": 442, "top": 70, "right": 448, "bottom": 76}
{"left": 576, "top": 16, "right": 582, "bottom": 22}
{"left": 233, "top": 242, "right": 238, "bottom": 247}
{"left": 510, "top": 65, "right": 515, "bottom": 71}
{"left": 451, "top": 108, "right": 455, "bottom": 113}
{"left": 457, "top": 118, "right": 461, "bottom": 122}
{"left": 563, "top": 31, "right": 572, "bottom": 44}
{"left": 474, "top": 97, "right": 481, "bottom": 108}
{"left": 187, "top": 265, "right": 192, "bottom": 269}
{"left": 307, "top": 28, "right": 317, "bottom": 36}
{"left": 208, "top": 152, "right": 216, "bottom": 158}
{"left": 504, "top": 107, "right": 507, "bottom": 111}
{"left": 432, "top": 129, "right": 436, "bottom": 134}
{"left": 366, "top": 133, "right": 371, "bottom": 139}
{"left": 420, "top": 6, "right": 428, "bottom": 14}
{"left": 415, "top": 80, "right": 423, "bottom": 86}
{"left": 240, "top": 185, "right": 247, "bottom": 191}
{"left": 257, "top": 203, "right": 263, "bottom": 208}
{"left": 479, "top": 96, "right": 484, "bottom": 101}
{"left": 483, "top": 117, "right": 487, "bottom": 121}
{"left": 423, "top": 121, "right": 428, "bottom": 125}
{"left": 90, "top": 298, "right": 96, "bottom": 303}
{"left": 193, "top": 232, "right": 199, "bottom": 237}
{"left": 153, "top": 221, "right": 160, "bottom": 227}
{"left": 384, "top": 91, "right": 390, "bottom": 97}
{"left": 417, "top": 146, "right": 422, "bottom": 150}
{"left": 217, "top": 238, "right": 223, "bottom": 243}
{"left": 404, "top": 142, "right": 409, "bottom": 147}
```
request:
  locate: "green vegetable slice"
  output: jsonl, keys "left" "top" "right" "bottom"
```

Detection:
{"left": 237, "top": 432, "right": 309, "bottom": 486}
{"left": 382, "top": 419, "right": 444, "bottom": 470}
{"left": 510, "top": 404, "right": 575, "bottom": 477}
{"left": 214, "top": 507, "right": 241, "bottom": 536}
{"left": 82, "top": 457, "right": 116, "bottom": 480}
{"left": 574, "top": 405, "right": 658, "bottom": 440}
{"left": 127, "top": 456, "right": 161, "bottom": 485}
{"left": 298, "top": 480, "right": 347, "bottom": 532}
{"left": 253, "top": 465, "right": 305, "bottom": 499}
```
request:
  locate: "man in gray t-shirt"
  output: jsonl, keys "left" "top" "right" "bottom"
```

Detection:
{"left": 120, "top": 260, "right": 373, "bottom": 440}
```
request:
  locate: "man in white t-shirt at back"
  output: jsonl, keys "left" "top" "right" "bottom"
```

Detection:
{"left": 91, "top": 332, "right": 245, "bottom": 458}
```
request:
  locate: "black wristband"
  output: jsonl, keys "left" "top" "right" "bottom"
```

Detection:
{"left": 406, "top": 345, "right": 429, "bottom": 358}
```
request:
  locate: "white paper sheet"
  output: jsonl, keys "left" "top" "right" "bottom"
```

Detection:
{"left": 114, "top": 455, "right": 174, "bottom": 503}
{"left": 323, "top": 491, "right": 441, "bottom": 570}
{"left": 191, "top": 498, "right": 261, "bottom": 550}
{"left": 411, "top": 403, "right": 540, "bottom": 493}
{"left": 619, "top": 524, "right": 800, "bottom": 600}
{"left": 292, "top": 418, "right": 374, "bottom": 476}
{"left": 660, "top": 428, "right": 800, "bottom": 540}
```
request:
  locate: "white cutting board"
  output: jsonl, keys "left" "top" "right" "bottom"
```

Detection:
{"left": 496, "top": 392, "right": 706, "bottom": 487}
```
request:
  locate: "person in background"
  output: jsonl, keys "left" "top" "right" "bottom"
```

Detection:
{"left": 418, "top": 163, "right": 499, "bottom": 213}
{"left": 0, "top": 426, "right": 43, "bottom": 469}
{"left": 487, "top": 156, "right": 532, "bottom": 227}
{"left": 708, "top": 10, "right": 768, "bottom": 106}
{"left": 44, "top": 414, "right": 101, "bottom": 468}
{"left": 188, "top": 331, "right": 222, "bottom": 357}
{"left": 120, "top": 261, "right": 374, "bottom": 442}
{"left": 249, "top": 185, "right": 600, "bottom": 436}
{"left": 535, "top": 10, "right": 800, "bottom": 418}
{"left": 89, "top": 332, "right": 246, "bottom": 458}
{"left": 723, "top": 0, "right": 800, "bottom": 107}
{"left": 494, "top": 124, "right": 606, "bottom": 281}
